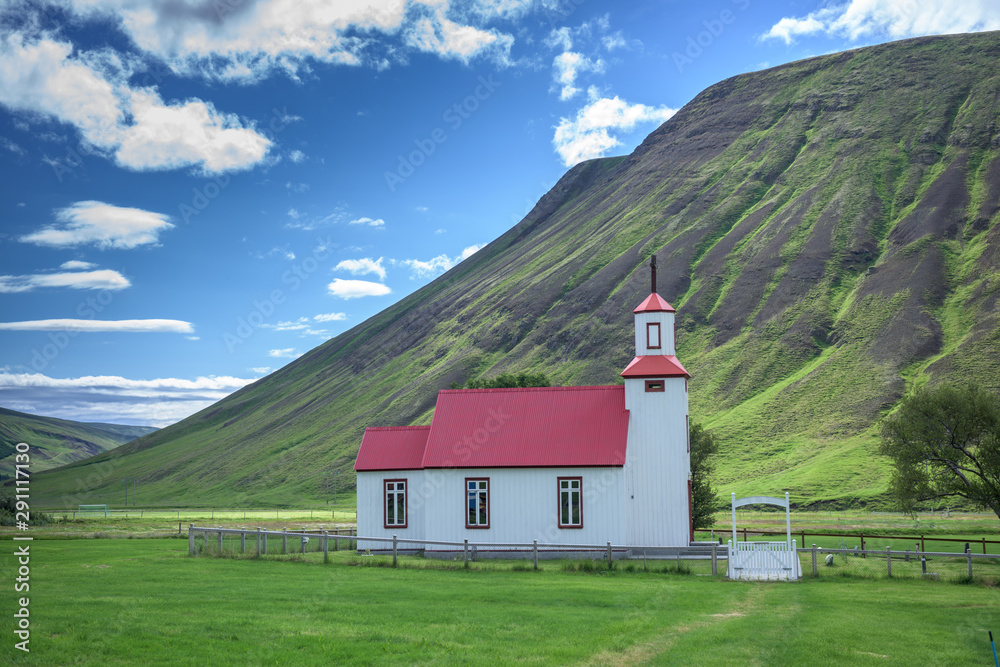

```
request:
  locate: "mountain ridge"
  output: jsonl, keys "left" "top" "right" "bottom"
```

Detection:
{"left": 27, "top": 30, "right": 1000, "bottom": 509}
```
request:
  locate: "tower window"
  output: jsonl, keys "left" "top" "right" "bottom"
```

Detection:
{"left": 645, "top": 380, "right": 664, "bottom": 392}
{"left": 646, "top": 322, "right": 661, "bottom": 350}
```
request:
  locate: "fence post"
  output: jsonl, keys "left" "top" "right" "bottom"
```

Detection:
{"left": 323, "top": 530, "right": 329, "bottom": 564}
{"left": 261, "top": 527, "right": 267, "bottom": 555}
{"left": 188, "top": 524, "right": 195, "bottom": 555}
{"left": 393, "top": 534, "right": 398, "bottom": 567}
{"left": 218, "top": 528, "right": 223, "bottom": 552}
{"left": 968, "top": 551, "right": 973, "bottom": 578}
{"left": 464, "top": 539, "right": 469, "bottom": 569}
{"left": 711, "top": 543, "right": 717, "bottom": 576}
{"left": 533, "top": 540, "right": 538, "bottom": 571}
{"left": 256, "top": 527, "right": 261, "bottom": 557}
{"left": 606, "top": 541, "right": 612, "bottom": 570}
{"left": 886, "top": 546, "right": 891, "bottom": 578}
{"left": 241, "top": 528, "right": 246, "bottom": 555}
{"left": 301, "top": 532, "right": 307, "bottom": 554}
{"left": 811, "top": 544, "right": 817, "bottom": 577}
{"left": 282, "top": 527, "right": 287, "bottom": 554}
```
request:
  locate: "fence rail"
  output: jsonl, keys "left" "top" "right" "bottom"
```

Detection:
{"left": 696, "top": 527, "right": 1000, "bottom": 554}
{"left": 187, "top": 526, "right": 1000, "bottom": 583}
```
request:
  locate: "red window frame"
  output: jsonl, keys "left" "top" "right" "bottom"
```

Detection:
{"left": 646, "top": 321, "right": 661, "bottom": 350}
{"left": 557, "top": 476, "right": 583, "bottom": 528}
{"left": 465, "top": 477, "right": 490, "bottom": 529}
{"left": 645, "top": 379, "right": 665, "bottom": 392}
{"left": 384, "top": 478, "right": 408, "bottom": 529}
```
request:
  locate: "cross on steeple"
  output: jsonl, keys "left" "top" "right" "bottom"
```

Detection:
{"left": 650, "top": 255, "right": 657, "bottom": 294}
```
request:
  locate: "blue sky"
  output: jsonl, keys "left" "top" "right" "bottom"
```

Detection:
{"left": 1, "top": 0, "right": 997, "bottom": 427}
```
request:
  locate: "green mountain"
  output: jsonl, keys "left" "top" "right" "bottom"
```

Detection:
{"left": 30, "top": 32, "right": 1000, "bottom": 510}
{"left": 0, "top": 407, "right": 156, "bottom": 478}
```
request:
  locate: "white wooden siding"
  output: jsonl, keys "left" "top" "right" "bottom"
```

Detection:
{"left": 356, "top": 470, "right": 425, "bottom": 546}
{"left": 622, "top": 375, "right": 690, "bottom": 547}
{"left": 634, "top": 311, "right": 675, "bottom": 356}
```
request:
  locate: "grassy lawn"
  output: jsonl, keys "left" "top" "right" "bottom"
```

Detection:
{"left": 3, "top": 538, "right": 999, "bottom": 665}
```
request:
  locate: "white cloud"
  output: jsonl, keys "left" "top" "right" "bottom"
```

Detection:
{"left": 553, "top": 51, "right": 605, "bottom": 100}
{"left": 56, "top": 0, "right": 517, "bottom": 83}
{"left": 328, "top": 278, "right": 392, "bottom": 299}
{"left": 268, "top": 348, "right": 302, "bottom": 358}
{"left": 349, "top": 216, "right": 386, "bottom": 227}
{"left": 0, "top": 319, "right": 193, "bottom": 333}
{"left": 335, "top": 256, "right": 387, "bottom": 280}
{"left": 59, "top": 260, "right": 97, "bottom": 270}
{"left": 762, "top": 0, "right": 1000, "bottom": 44}
{"left": 553, "top": 91, "right": 676, "bottom": 166}
{"left": 0, "top": 269, "right": 131, "bottom": 293}
{"left": 251, "top": 366, "right": 272, "bottom": 375}
{"left": 398, "top": 244, "right": 483, "bottom": 279}
{"left": 0, "top": 372, "right": 255, "bottom": 427}
{"left": 0, "top": 34, "right": 271, "bottom": 173}
{"left": 21, "top": 201, "right": 173, "bottom": 249}
{"left": 313, "top": 312, "right": 347, "bottom": 322}
{"left": 289, "top": 149, "right": 306, "bottom": 163}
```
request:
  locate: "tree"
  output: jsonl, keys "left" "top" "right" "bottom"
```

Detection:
{"left": 450, "top": 372, "right": 551, "bottom": 390}
{"left": 879, "top": 382, "right": 1000, "bottom": 519}
{"left": 690, "top": 422, "right": 720, "bottom": 530}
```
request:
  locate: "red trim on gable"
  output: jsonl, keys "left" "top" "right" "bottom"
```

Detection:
{"left": 633, "top": 293, "right": 675, "bottom": 313}
{"left": 620, "top": 355, "right": 690, "bottom": 379}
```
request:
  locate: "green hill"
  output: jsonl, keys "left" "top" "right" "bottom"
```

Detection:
{"left": 0, "top": 407, "right": 156, "bottom": 478}
{"left": 29, "top": 31, "right": 1000, "bottom": 510}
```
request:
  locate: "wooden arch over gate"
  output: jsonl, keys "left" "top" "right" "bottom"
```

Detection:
{"left": 730, "top": 491, "right": 791, "bottom": 545}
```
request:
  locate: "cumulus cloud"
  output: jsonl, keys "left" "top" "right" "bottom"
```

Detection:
{"left": 397, "top": 244, "right": 483, "bottom": 279}
{"left": 349, "top": 216, "right": 386, "bottom": 227}
{"left": 0, "top": 33, "right": 271, "bottom": 173}
{"left": 55, "top": 0, "right": 517, "bottom": 83}
{"left": 328, "top": 278, "right": 392, "bottom": 299}
{"left": 59, "top": 260, "right": 97, "bottom": 270}
{"left": 553, "top": 51, "right": 605, "bottom": 100}
{"left": 0, "top": 319, "right": 193, "bottom": 333}
{"left": 267, "top": 348, "right": 302, "bottom": 358}
{"left": 0, "top": 372, "right": 254, "bottom": 427}
{"left": 335, "top": 257, "right": 387, "bottom": 280}
{"left": 0, "top": 269, "right": 131, "bottom": 293}
{"left": 21, "top": 201, "right": 173, "bottom": 249}
{"left": 762, "top": 0, "right": 1000, "bottom": 44}
{"left": 313, "top": 312, "right": 347, "bottom": 322}
{"left": 553, "top": 91, "right": 676, "bottom": 166}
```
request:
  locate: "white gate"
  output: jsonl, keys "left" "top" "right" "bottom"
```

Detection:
{"left": 727, "top": 492, "right": 801, "bottom": 581}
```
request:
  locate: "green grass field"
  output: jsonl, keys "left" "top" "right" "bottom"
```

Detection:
{"left": 3, "top": 537, "right": 999, "bottom": 665}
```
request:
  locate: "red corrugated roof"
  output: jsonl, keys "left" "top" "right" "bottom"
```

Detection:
{"left": 354, "top": 426, "right": 430, "bottom": 471}
{"left": 620, "top": 355, "right": 690, "bottom": 378}
{"left": 421, "top": 385, "right": 630, "bottom": 469}
{"left": 633, "top": 293, "right": 675, "bottom": 313}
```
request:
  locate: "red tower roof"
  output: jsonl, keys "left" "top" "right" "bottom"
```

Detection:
{"left": 620, "top": 355, "right": 690, "bottom": 379}
{"left": 633, "top": 293, "right": 675, "bottom": 313}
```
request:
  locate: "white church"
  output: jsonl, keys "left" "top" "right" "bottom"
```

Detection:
{"left": 354, "top": 258, "right": 692, "bottom": 552}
